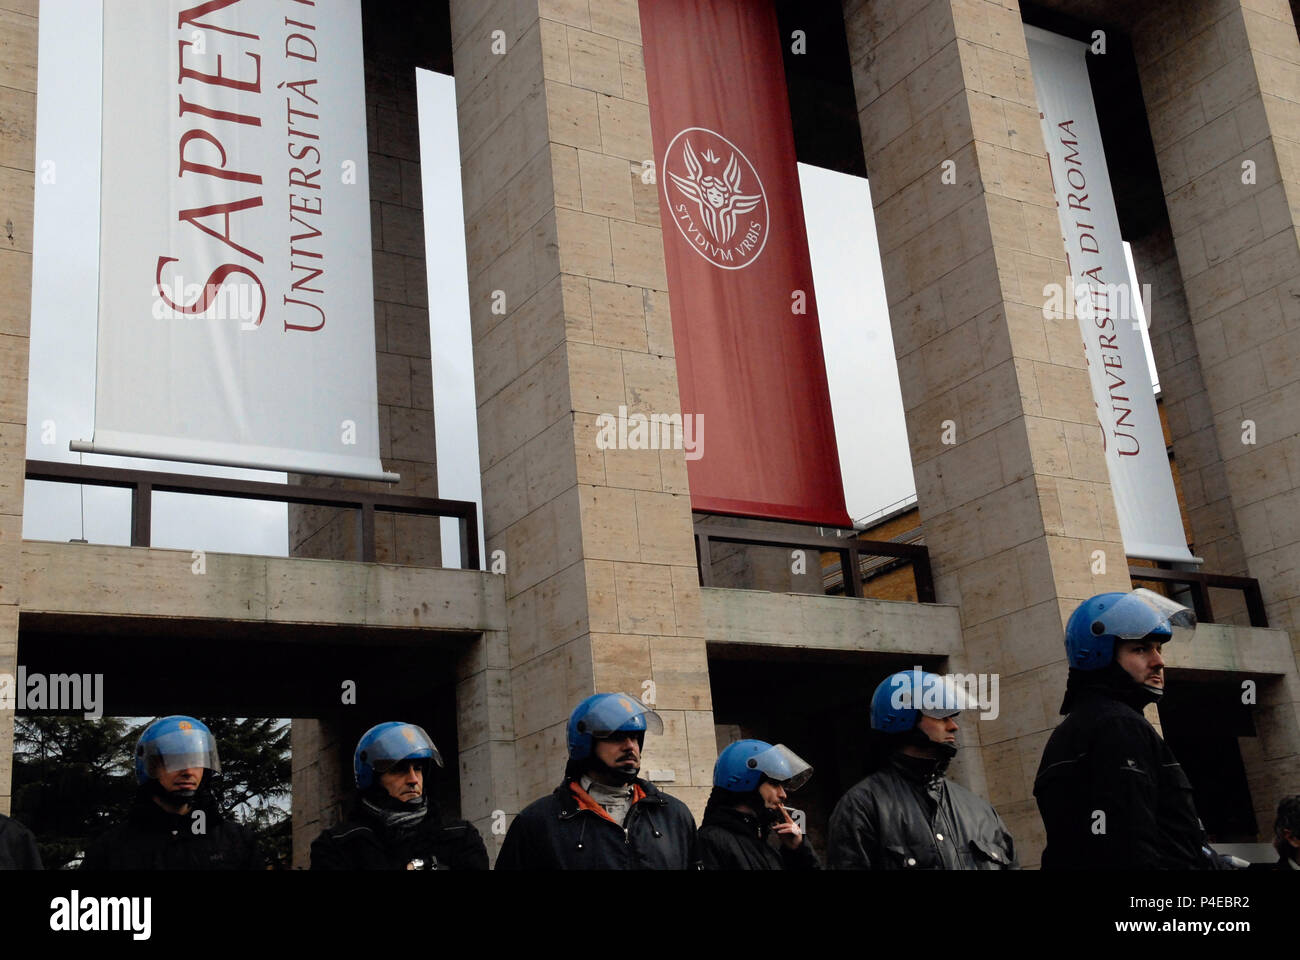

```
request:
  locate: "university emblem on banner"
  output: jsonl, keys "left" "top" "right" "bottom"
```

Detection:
{"left": 664, "top": 127, "right": 768, "bottom": 270}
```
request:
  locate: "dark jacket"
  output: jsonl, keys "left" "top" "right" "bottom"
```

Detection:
{"left": 698, "top": 804, "right": 819, "bottom": 870}
{"left": 80, "top": 792, "right": 262, "bottom": 871}
{"left": 826, "top": 753, "right": 1018, "bottom": 870}
{"left": 0, "top": 814, "right": 43, "bottom": 870}
{"left": 310, "top": 798, "right": 488, "bottom": 871}
{"left": 1034, "top": 687, "right": 1209, "bottom": 870}
{"left": 495, "top": 778, "right": 699, "bottom": 870}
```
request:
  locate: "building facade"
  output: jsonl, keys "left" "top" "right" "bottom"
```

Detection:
{"left": 1, "top": 0, "right": 1298, "bottom": 868}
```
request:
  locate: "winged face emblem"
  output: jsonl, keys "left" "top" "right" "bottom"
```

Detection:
{"left": 667, "top": 139, "right": 764, "bottom": 246}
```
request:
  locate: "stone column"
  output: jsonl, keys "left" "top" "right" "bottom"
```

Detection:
{"left": 842, "top": 0, "right": 1134, "bottom": 865}
{"left": 1133, "top": 0, "right": 1300, "bottom": 835}
{"left": 450, "top": 0, "right": 715, "bottom": 822}
{"left": 0, "top": 0, "right": 37, "bottom": 815}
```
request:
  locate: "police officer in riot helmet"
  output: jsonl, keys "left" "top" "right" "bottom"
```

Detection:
{"left": 827, "top": 670, "right": 1018, "bottom": 869}
{"left": 495, "top": 693, "right": 700, "bottom": 869}
{"left": 1265, "top": 795, "right": 1300, "bottom": 871}
{"left": 311, "top": 721, "right": 487, "bottom": 870}
{"left": 698, "top": 739, "right": 819, "bottom": 870}
{"left": 80, "top": 715, "right": 262, "bottom": 870}
{"left": 1036, "top": 589, "right": 1232, "bottom": 869}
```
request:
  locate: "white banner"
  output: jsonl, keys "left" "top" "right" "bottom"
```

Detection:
{"left": 78, "top": 0, "right": 393, "bottom": 481}
{"left": 1024, "top": 25, "right": 1194, "bottom": 563}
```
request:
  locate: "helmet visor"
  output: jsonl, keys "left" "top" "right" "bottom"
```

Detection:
{"left": 751, "top": 743, "right": 813, "bottom": 792}
{"left": 365, "top": 723, "right": 444, "bottom": 773}
{"left": 1107, "top": 588, "right": 1196, "bottom": 641}
{"left": 142, "top": 727, "right": 220, "bottom": 777}
{"left": 917, "top": 674, "right": 975, "bottom": 720}
{"left": 580, "top": 695, "right": 663, "bottom": 740}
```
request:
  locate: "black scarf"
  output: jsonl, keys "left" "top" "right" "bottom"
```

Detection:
{"left": 359, "top": 791, "right": 428, "bottom": 839}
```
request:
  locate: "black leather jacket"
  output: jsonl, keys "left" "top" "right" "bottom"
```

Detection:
{"left": 80, "top": 792, "right": 262, "bottom": 871}
{"left": 1035, "top": 687, "right": 1210, "bottom": 870}
{"left": 495, "top": 778, "right": 699, "bottom": 870}
{"left": 698, "top": 804, "right": 820, "bottom": 870}
{"left": 310, "top": 797, "right": 488, "bottom": 871}
{"left": 827, "top": 753, "right": 1018, "bottom": 870}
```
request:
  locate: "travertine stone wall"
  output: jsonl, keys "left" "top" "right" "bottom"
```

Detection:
{"left": 1133, "top": 0, "right": 1300, "bottom": 837}
{"left": 449, "top": 0, "right": 716, "bottom": 825}
{"left": 842, "top": 0, "right": 1134, "bottom": 865}
{"left": 0, "top": 0, "right": 37, "bottom": 816}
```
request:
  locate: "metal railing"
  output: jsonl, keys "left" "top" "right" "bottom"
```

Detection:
{"left": 694, "top": 523, "right": 935, "bottom": 602}
{"left": 26, "top": 459, "right": 480, "bottom": 569}
{"left": 1128, "top": 565, "right": 1268, "bottom": 627}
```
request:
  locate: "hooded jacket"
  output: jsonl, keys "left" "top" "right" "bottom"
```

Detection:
{"left": 310, "top": 795, "right": 488, "bottom": 870}
{"left": 1034, "top": 671, "right": 1210, "bottom": 870}
{"left": 697, "top": 800, "right": 820, "bottom": 870}
{"left": 495, "top": 777, "right": 699, "bottom": 870}
{"left": 79, "top": 788, "right": 262, "bottom": 871}
{"left": 826, "top": 752, "right": 1018, "bottom": 870}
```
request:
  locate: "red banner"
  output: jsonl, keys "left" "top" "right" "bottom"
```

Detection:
{"left": 639, "top": 0, "right": 851, "bottom": 527}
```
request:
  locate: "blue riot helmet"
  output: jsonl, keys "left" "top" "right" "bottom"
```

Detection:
{"left": 870, "top": 669, "right": 971, "bottom": 733}
{"left": 135, "top": 716, "right": 221, "bottom": 793}
{"left": 714, "top": 740, "right": 813, "bottom": 793}
{"left": 567, "top": 693, "right": 663, "bottom": 762}
{"left": 1065, "top": 588, "right": 1195, "bottom": 672}
{"left": 354, "top": 722, "right": 443, "bottom": 790}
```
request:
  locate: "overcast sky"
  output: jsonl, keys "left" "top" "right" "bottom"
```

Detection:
{"left": 24, "top": 0, "right": 920, "bottom": 556}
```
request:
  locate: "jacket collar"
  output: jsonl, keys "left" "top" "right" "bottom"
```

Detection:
{"left": 129, "top": 789, "right": 215, "bottom": 830}
{"left": 889, "top": 751, "right": 948, "bottom": 788}
{"left": 702, "top": 803, "right": 765, "bottom": 839}
{"left": 554, "top": 776, "right": 663, "bottom": 818}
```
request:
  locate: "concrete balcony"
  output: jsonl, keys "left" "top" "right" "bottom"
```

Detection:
{"left": 701, "top": 586, "right": 963, "bottom": 657}
{"left": 16, "top": 541, "right": 507, "bottom": 716}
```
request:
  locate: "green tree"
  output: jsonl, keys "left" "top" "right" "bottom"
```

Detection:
{"left": 201, "top": 717, "right": 292, "bottom": 866}
{"left": 12, "top": 716, "right": 140, "bottom": 869}
{"left": 12, "top": 716, "right": 291, "bottom": 869}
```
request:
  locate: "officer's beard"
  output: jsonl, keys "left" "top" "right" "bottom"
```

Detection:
{"left": 1104, "top": 660, "right": 1162, "bottom": 709}
{"left": 588, "top": 740, "right": 643, "bottom": 786}
{"left": 590, "top": 757, "right": 639, "bottom": 786}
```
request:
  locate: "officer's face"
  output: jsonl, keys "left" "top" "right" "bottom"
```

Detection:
{"left": 379, "top": 759, "right": 424, "bottom": 802}
{"left": 1116, "top": 638, "right": 1165, "bottom": 689}
{"left": 757, "top": 780, "right": 787, "bottom": 809}
{"left": 1280, "top": 828, "right": 1299, "bottom": 857}
{"left": 593, "top": 732, "right": 641, "bottom": 774}
{"left": 917, "top": 713, "right": 959, "bottom": 745}
{"left": 157, "top": 766, "right": 202, "bottom": 795}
